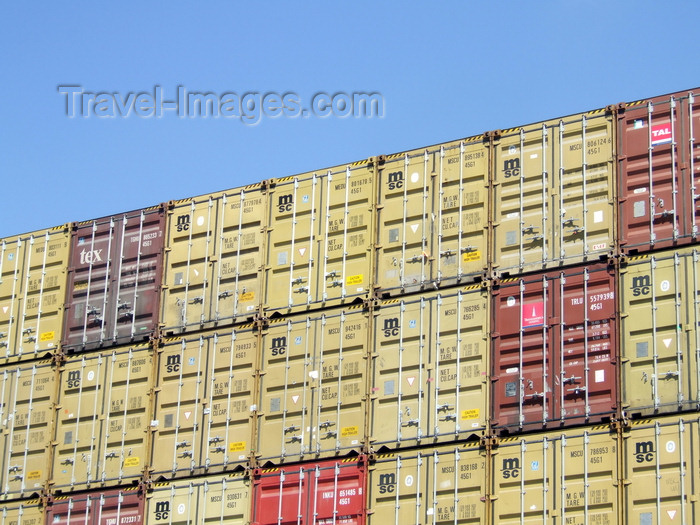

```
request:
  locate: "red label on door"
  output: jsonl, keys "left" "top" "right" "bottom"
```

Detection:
{"left": 651, "top": 123, "right": 672, "bottom": 145}
{"left": 522, "top": 302, "right": 544, "bottom": 327}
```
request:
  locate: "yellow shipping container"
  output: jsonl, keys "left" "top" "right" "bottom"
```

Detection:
{"left": 0, "top": 225, "right": 70, "bottom": 362}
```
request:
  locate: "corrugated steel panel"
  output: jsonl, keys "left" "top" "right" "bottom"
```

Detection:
{"left": 491, "top": 263, "right": 618, "bottom": 433}
{"left": 491, "top": 425, "right": 619, "bottom": 524}
{"left": 368, "top": 284, "right": 489, "bottom": 449}
{"left": 251, "top": 457, "right": 366, "bottom": 525}
{"left": 256, "top": 307, "right": 368, "bottom": 463}
{"left": 0, "top": 360, "right": 56, "bottom": 500}
{"left": 491, "top": 109, "right": 616, "bottom": 277}
{"left": 619, "top": 249, "right": 700, "bottom": 418}
{"left": 0, "top": 499, "right": 44, "bottom": 524}
{"left": 0, "top": 225, "right": 70, "bottom": 363}
{"left": 263, "top": 161, "right": 374, "bottom": 316}
{"left": 51, "top": 344, "right": 153, "bottom": 491}
{"left": 622, "top": 415, "right": 699, "bottom": 524}
{"left": 618, "top": 89, "right": 700, "bottom": 254}
{"left": 160, "top": 185, "right": 266, "bottom": 334}
{"left": 146, "top": 472, "right": 250, "bottom": 524}
{"left": 62, "top": 207, "right": 165, "bottom": 351}
{"left": 374, "top": 139, "right": 489, "bottom": 297}
{"left": 46, "top": 487, "right": 144, "bottom": 525}
{"left": 367, "top": 442, "right": 486, "bottom": 524}
{"left": 150, "top": 328, "right": 257, "bottom": 478}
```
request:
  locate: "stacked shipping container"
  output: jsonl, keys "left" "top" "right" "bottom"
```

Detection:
{"left": 0, "top": 87, "right": 697, "bottom": 523}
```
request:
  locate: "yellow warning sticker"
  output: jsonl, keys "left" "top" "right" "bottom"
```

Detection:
{"left": 463, "top": 251, "right": 481, "bottom": 262}
{"left": 341, "top": 426, "right": 359, "bottom": 437}
{"left": 124, "top": 457, "right": 140, "bottom": 467}
{"left": 229, "top": 441, "right": 246, "bottom": 452}
{"left": 461, "top": 409, "right": 480, "bottom": 420}
{"left": 74, "top": 281, "right": 89, "bottom": 291}
{"left": 27, "top": 471, "right": 41, "bottom": 480}
{"left": 40, "top": 331, "right": 55, "bottom": 342}
{"left": 346, "top": 274, "right": 363, "bottom": 286}
{"left": 240, "top": 292, "right": 255, "bottom": 302}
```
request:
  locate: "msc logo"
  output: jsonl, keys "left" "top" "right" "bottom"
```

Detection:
{"left": 501, "top": 457, "right": 520, "bottom": 479}
{"left": 166, "top": 354, "right": 181, "bottom": 373}
{"left": 278, "top": 194, "right": 293, "bottom": 213}
{"left": 377, "top": 473, "right": 396, "bottom": 494}
{"left": 66, "top": 370, "right": 81, "bottom": 389}
{"left": 387, "top": 171, "right": 404, "bottom": 190}
{"left": 79, "top": 249, "right": 103, "bottom": 265}
{"left": 503, "top": 158, "right": 520, "bottom": 178}
{"left": 634, "top": 441, "right": 655, "bottom": 463}
{"left": 631, "top": 275, "right": 651, "bottom": 296}
{"left": 383, "top": 318, "right": 399, "bottom": 337}
{"left": 154, "top": 501, "right": 170, "bottom": 520}
{"left": 271, "top": 336, "right": 287, "bottom": 356}
{"left": 175, "top": 214, "right": 190, "bottom": 233}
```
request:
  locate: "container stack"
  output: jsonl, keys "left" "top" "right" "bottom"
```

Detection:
{"left": 0, "top": 87, "right": 698, "bottom": 524}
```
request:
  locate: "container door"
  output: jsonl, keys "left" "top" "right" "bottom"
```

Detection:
{"left": 162, "top": 198, "right": 218, "bottom": 332}
{"left": 319, "top": 163, "right": 374, "bottom": 308}
{"left": 370, "top": 297, "right": 429, "bottom": 448}
{"left": 151, "top": 337, "right": 207, "bottom": 478}
{"left": 201, "top": 329, "right": 257, "bottom": 471}
{"left": 264, "top": 174, "right": 321, "bottom": 315}
{"left": 375, "top": 151, "right": 432, "bottom": 296}
{"left": 433, "top": 139, "right": 489, "bottom": 287}
{"left": 367, "top": 453, "right": 424, "bottom": 524}
{"left": 0, "top": 362, "right": 55, "bottom": 499}
{"left": 430, "top": 286, "right": 489, "bottom": 441}
{"left": 623, "top": 416, "right": 699, "bottom": 525}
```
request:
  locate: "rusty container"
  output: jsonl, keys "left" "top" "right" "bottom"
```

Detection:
{"left": 46, "top": 487, "right": 145, "bottom": 524}
{"left": 50, "top": 344, "right": 153, "bottom": 492}
{"left": 617, "top": 89, "right": 700, "bottom": 254}
{"left": 263, "top": 160, "right": 375, "bottom": 318}
{"left": 491, "top": 263, "right": 618, "bottom": 434}
{"left": 62, "top": 206, "right": 165, "bottom": 351}
{"left": 149, "top": 327, "right": 257, "bottom": 479}
{"left": 367, "top": 441, "right": 486, "bottom": 524}
{"left": 618, "top": 248, "right": 700, "bottom": 418}
{"left": 491, "top": 108, "right": 616, "bottom": 277}
{"left": 491, "top": 425, "right": 619, "bottom": 524}
{"left": 255, "top": 306, "right": 368, "bottom": 464}
{"left": 160, "top": 184, "right": 266, "bottom": 334}
{"left": 0, "top": 224, "right": 70, "bottom": 363}
{"left": 251, "top": 456, "right": 367, "bottom": 525}
{"left": 368, "top": 284, "right": 489, "bottom": 450}
{"left": 0, "top": 360, "right": 57, "bottom": 500}
{"left": 373, "top": 137, "right": 489, "bottom": 298}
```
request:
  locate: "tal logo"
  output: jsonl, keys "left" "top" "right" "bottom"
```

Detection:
{"left": 79, "top": 249, "right": 103, "bottom": 265}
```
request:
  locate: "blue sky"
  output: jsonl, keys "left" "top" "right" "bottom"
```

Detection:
{"left": 1, "top": 1, "right": 698, "bottom": 238}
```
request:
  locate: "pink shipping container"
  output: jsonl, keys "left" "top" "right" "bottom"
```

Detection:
{"left": 251, "top": 457, "right": 367, "bottom": 525}
{"left": 491, "top": 263, "right": 618, "bottom": 434}
{"left": 62, "top": 206, "right": 165, "bottom": 351}
{"left": 46, "top": 487, "right": 145, "bottom": 525}
{"left": 617, "top": 88, "right": 700, "bottom": 254}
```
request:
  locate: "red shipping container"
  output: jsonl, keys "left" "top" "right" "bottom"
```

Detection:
{"left": 618, "top": 88, "right": 700, "bottom": 254}
{"left": 46, "top": 487, "right": 145, "bottom": 525}
{"left": 491, "top": 263, "right": 618, "bottom": 433}
{"left": 251, "top": 457, "right": 367, "bottom": 525}
{"left": 62, "top": 206, "right": 165, "bottom": 351}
